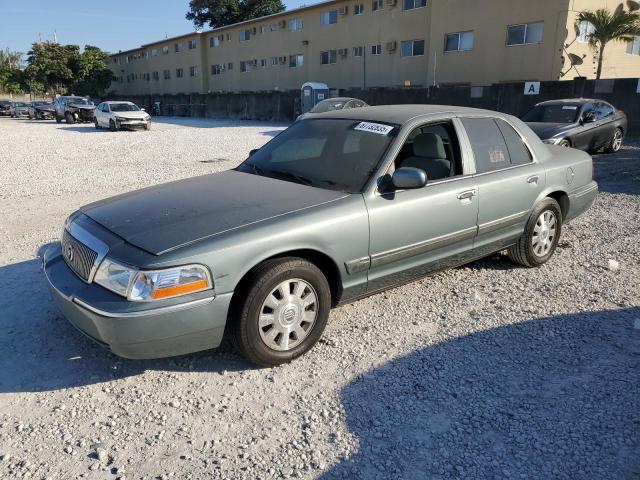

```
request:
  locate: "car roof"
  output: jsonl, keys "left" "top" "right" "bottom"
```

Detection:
{"left": 535, "top": 98, "right": 606, "bottom": 106}
{"left": 105, "top": 101, "right": 135, "bottom": 104}
{"left": 308, "top": 104, "right": 503, "bottom": 125}
{"left": 318, "top": 97, "right": 362, "bottom": 102}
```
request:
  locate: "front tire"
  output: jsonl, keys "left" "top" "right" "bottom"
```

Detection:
{"left": 109, "top": 119, "right": 118, "bottom": 132}
{"left": 230, "top": 258, "right": 331, "bottom": 367}
{"left": 55, "top": 115, "right": 62, "bottom": 123}
{"left": 604, "top": 128, "right": 623, "bottom": 153}
{"left": 508, "top": 198, "right": 562, "bottom": 268}
{"left": 558, "top": 139, "right": 571, "bottom": 148}
{"left": 94, "top": 119, "right": 100, "bottom": 129}
{"left": 65, "top": 112, "right": 74, "bottom": 124}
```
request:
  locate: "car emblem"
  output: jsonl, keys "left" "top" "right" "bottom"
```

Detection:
{"left": 66, "top": 243, "right": 74, "bottom": 262}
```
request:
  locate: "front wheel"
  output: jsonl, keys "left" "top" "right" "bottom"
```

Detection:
{"left": 109, "top": 119, "right": 118, "bottom": 132}
{"left": 604, "top": 128, "right": 623, "bottom": 153}
{"left": 94, "top": 119, "right": 100, "bottom": 129}
{"left": 55, "top": 115, "right": 62, "bottom": 124}
{"left": 558, "top": 139, "right": 571, "bottom": 148}
{"left": 508, "top": 198, "right": 562, "bottom": 268}
{"left": 65, "top": 112, "right": 74, "bottom": 124}
{"left": 230, "top": 258, "right": 331, "bottom": 367}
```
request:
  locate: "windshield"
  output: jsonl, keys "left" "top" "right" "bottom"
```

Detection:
{"left": 236, "top": 118, "right": 397, "bottom": 193}
{"left": 521, "top": 104, "right": 580, "bottom": 124}
{"left": 110, "top": 103, "right": 140, "bottom": 112}
{"left": 33, "top": 101, "right": 48, "bottom": 106}
{"left": 310, "top": 99, "right": 349, "bottom": 113}
{"left": 14, "top": 102, "right": 28, "bottom": 107}
{"left": 66, "top": 97, "right": 91, "bottom": 105}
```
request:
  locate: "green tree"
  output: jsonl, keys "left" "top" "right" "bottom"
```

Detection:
{"left": 577, "top": 6, "right": 640, "bottom": 79}
{"left": 186, "top": 0, "right": 285, "bottom": 29}
{"left": 0, "top": 49, "right": 24, "bottom": 94}
{"left": 71, "top": 45, "right": 113, "bottom": 96}
{"left": 26, "top": 42, "right": 77, "bottom": 94}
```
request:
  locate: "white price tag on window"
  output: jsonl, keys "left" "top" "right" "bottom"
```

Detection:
{"left": 354, "top": 122, "right": 393, "bottom": 135}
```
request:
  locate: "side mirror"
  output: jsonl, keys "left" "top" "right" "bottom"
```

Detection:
{"left": 581, "top": 113, "right": 596, "bottom": 124}
{"left": 392, "top": 167, "right": 427, "bottom": 190}
{"left": 140, "top": 107, "right": 146, "bottom": 111}
{"left": 249, "top": 148, "right": 259, "bottom": 157}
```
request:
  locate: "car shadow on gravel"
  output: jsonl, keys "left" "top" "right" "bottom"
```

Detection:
{"left": 0, "top": 248, "right": 252, "bottom": 394}
{"left": 593, "top": 144, "right": 640, "bottom": 196}
{"left": 321, "top": 307, "right": 640, "bottom": 479}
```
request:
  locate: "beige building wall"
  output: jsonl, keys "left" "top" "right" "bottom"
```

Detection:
{"left": 108, "top": 0, "right": 640, "bottom": 96}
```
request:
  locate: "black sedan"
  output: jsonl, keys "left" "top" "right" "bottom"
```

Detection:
{"left": 0, "top": 100, "right": 11, "bottom": 116}
{"left": 522, "top": 99, "right": 627, "bottom": 153}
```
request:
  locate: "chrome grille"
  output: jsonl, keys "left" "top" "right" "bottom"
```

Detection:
{"left": 61, "top": 230, "right": 98, "bottom": 282}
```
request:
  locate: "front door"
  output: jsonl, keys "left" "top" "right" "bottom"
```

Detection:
{"left": 365, "top": 120, "right": 479, "bottom": 293}
{"left": 460, "top": 117, "right": 545, "bottom": 254}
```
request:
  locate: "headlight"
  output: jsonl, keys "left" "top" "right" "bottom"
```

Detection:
{"left": 94, "top": 258, "right": 212, "bottom": 301}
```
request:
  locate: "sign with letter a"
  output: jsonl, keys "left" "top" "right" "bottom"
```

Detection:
{"left": 524, "top": 82, "right": 541, "bottom": 95}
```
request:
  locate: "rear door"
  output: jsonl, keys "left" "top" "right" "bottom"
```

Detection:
{"left": 572, "top": 103, "right": 598, "bottom": 151}
{"left": 594, "top": 102, "right": 615, "bottom": 148}
{"left": 460, "top": 117, "right": 545, "bottom": 255}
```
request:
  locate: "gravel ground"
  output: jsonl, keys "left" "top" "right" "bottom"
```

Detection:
{"left": 0, "top": 116, "right": 638, "bottom": 480}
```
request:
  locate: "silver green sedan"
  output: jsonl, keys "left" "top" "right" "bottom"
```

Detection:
{"left": 43, "top": 105, "right": 598, "bottom": 366}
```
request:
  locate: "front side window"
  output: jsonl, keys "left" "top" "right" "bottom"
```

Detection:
{"left": 507, "top": 22, "right": 544, "bottom": 46}
{"left": 445, "top": 31, "right": 474, "bottom": 52}
{"left": 404, "top": 0, "right": 426, "bottom": 10}
{"left": 401, "top": 39, "right": 425, "bottom": 57}
{"left": 595, "top": 102, "right": 614, "bottom": 120}
{"left": 289, "top": 54, "right": 304, "bottom": 68}
{"left": 237, "top": 119, "right": 397, "bottom": 193}
{"left": 320, "top": 50, "right": 337, "bottom": 64}
{"left": 321, "top": 10, "right": 338, "bottom": 25}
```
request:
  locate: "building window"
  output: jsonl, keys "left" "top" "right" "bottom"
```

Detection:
{"left": 507, "top": 22, "right": 544, "bottom": 46}
{"left": 401, "top": 39, "right": 425, "bottom": 56}
{"left": 190, "top": 66, "right": 198, "bottom": 77}
{"left": 240, "top": 29, "right": 251, "bottom": 41}
{"left": 260, "top": 58, "right": 267, "bottom": 67}
{"left": 151, "top": 48, "right": 158, "bottom": 56}
{"left": 577, "top": 20, "right": 595, "bottom": 43}
{"left": 288, "top": 18, "right": 303, "bottom": 31}
{"left": 175, "top": 43, "right": 182, "bottom": 53}
{"left": 372, "top": 0, "right": 383, "bottom": 11}
{"left": 152, "top": 71, "right": 159, "bottom": 81}
{"left": 371, "top": 44, "right": 382, "bottom": 55}
{"left": 163, "top": 69, "right": 171, "bottom": 79}
{"left": 211, "top": 64, "right": 224, "bottom": 75}
{"left": 321, "top": 10, "right": 338, "bottom": 25}
{"left": 354, "top": 4, "right": 364, "bottom": 14}
{"left": 320, "top": 50, "right": 337, "bottom": 64}
{"left": 228, "top": 62, "right": 233, "bottom": 70}
{"left": 404, "top": 0, "right": 426, "bottom": 10}
{"left": 353, "top": 46, "right": 364, "bottom": 57}
{"left": 210, "top": 36, "right": 221, "bottom": 47}
{"left": 162, "top": 46, "right": 169, "bottom": 55}
{"left": 445, "top": 31, "right": 474, "bottom": 51}
{"left": 628, "top": 35, "right": 640, "bottom": 55}
{"left": 176, "top": 68, "right": 184, "bottom": 78}
{"left": 289, "top": 54, "right": 304, "bottom": 68}
{"left": 271, "top": 56, "right": 279, "bottom": 66}
{"left": 270, "top": 23, "right": 278, "bottom": 31}
{"left": 188, "top": 39, "right": 197, "bottom": 49}
{"left": 260, "top": 25, "right": 268, "bottom": 34}
{"left": 240, "top": 61, "right": 250, "bottom": 72}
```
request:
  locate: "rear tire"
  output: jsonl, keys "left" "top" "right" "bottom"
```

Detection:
{"left": 508, "top": 198, "right": 562, "bottom": 268}
{"left": 230, "top": 257, "right": 331, "bottom": 367}
{"left": 604, "top": 128, "right": 623, "bottom": 153}
{"left": 65, "top": 112, "right": 74, "bottom": 124}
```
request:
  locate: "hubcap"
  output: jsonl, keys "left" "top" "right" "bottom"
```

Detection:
{"left": 258, "top": 279, "right": 318, "bottom": 351}
{"left": 612, "top": 131, "right": 622, "bottom": 152}
{"left": 532, "top": 210, "right": 557, "bottom": 257}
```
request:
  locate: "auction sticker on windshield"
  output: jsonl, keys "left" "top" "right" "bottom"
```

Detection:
{"left": 354, "top": 122, "right": 394, "bottom": 135}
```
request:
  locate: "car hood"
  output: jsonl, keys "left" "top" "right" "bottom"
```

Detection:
{"left": 36, "top": 104, "right": 54, "bottom": 111}
{"left": 80, "top": 170, "right": 348, "bottom": 255}
{"left": 113, "top": 111, "right": 148, "bottom": 119}
{"left": 68, "top": 103, "right": 94, "bottom": 110}
{"left": 525, "top": 122, "right": 575, "bottom": 140}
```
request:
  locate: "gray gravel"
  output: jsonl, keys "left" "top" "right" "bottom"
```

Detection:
{"left": 0, "top": 117, "right": 638, "bottom": 479}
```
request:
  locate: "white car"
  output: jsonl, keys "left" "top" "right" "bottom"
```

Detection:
{"left": 94, "top": 101, "right": 151, "bottom": 131}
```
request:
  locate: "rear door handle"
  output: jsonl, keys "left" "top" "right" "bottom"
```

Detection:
{"left": 457, "top": 189, "right": 476, "bottom": 200}
{"left": 527, "top": 175, "right": 539, "bottom": 184}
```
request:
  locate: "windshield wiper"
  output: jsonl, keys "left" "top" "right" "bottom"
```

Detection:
{"left": 267, "top": 169, "right": 313, "bottom": 186}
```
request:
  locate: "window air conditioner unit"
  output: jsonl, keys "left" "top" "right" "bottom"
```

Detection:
{"left": 339, "top": 6, "right": 349, "bottom": 15}
{"left": 338, "top": 48, "right": 348, "bottom": 57}
{"left": 251, "top": 59, "right": 258, "bottom": 66}
{"left": 386, "top": 41, "right": 397, "bottom": 52}
{"left": 386, "top": 0, "right": 397, "bottom": 6}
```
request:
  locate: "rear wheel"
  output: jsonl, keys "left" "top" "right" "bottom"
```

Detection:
{"left": 230, "top": 257, "right": 331, "bottom": 367}
{"left": 604, "top": 128, "right": 623, "bottom": 153}
{"left": 508, "top": 198, "right": 562, "bottom": 268}
{"left": 55, "top": 115, "right": 62, "bottom": 123}
{"left": 65, "top": 112, "right": 74, "bottom": 124}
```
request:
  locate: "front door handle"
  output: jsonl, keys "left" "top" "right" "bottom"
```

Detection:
{"left": 527, "top": 175, "right": 539, "bottom": 184}
{"left": 457, "top": 189, "right": 476, "bottom": 200}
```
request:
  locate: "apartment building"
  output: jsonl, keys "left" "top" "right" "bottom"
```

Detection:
{"left": 109, "top": 0, "right": 640, "bottom": 96}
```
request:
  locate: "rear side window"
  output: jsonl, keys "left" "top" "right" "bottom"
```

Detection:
{"left": 495, "top": 119, "right": 532, "bottom": 166}
{"left": 461, "top": 118, "right": 510, "bottom": 173}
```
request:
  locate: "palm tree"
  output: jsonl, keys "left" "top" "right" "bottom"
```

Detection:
{"left": 577, "top": 7, "right": 640, "bottom": 79}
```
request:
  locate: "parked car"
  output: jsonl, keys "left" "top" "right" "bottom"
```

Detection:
{"left": 94, "top": 101, "right": 151, "bottom": 131}
{"left": 522, "top": 98, "right": 627, "bottom": 153}
{"left": 297, "top": 97, "right": 368, "bottom": 121}
{"left": 28, "top": 101, "right": 55, "bottom": 120}
{"left": 9, "top": 101, "right": 30, "bottom": 118}
{"left": 43, "top": 105, "right": 597, "bottom": 367}
{"left": 54, "top": 96, "right": 95, "bottom": 124}
{"left": 0, "top": 100, "right": 11, "bottom": 116}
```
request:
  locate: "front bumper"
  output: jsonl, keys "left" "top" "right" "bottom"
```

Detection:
{"left": 43, "top": 243, "right": 232, "bottom": 359}
{"left": 117, "top": 118, "right": 150, "bottom": 129}
{"left": 72, "top": 109, "right": 95, "bottom": 122}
